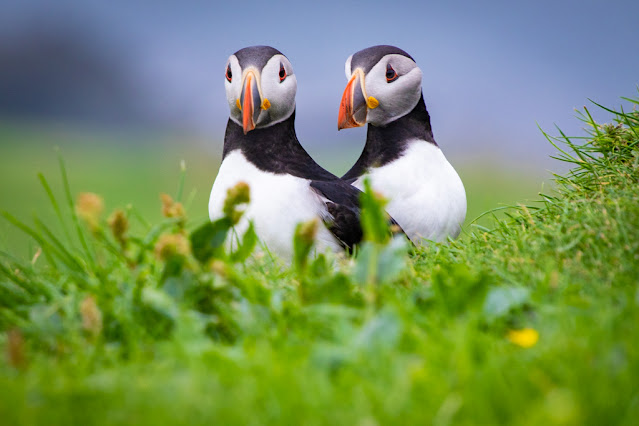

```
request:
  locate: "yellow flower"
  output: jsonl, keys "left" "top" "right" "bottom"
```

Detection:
{"left": 295, "top": 218, "right": 319, "bottom": 246}
{"left": 76, "top": 192, "right": 104, "bottom": 229}
{"left": 107, "top": 209, "right": 129, "bottom": 246}
{"left": 154, "top": 233, "right": 190, "bottom": 261}
{"left": 210, "top": 260, "right": 228, "bottom": 277}
{"left": 507, "top": 328, "right": 539, "bottom": 348}
{"left": 160, "top": 193, "right": 185, "bottom": 219}
{"left": 223, "top": 182, "right": 251, "bottom": 225}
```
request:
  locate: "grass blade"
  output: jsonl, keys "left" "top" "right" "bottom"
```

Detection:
{"left": 32, "top": 216, "right": 84, "bottom": 271}
{"left": 58, "top": 153, "right": 96, "bottom": 270}
{"left": 176, "top": 160, "right": 186, "bottom": 202}
{"left": 38, "top": 172, "right": 72, "bottom": 245}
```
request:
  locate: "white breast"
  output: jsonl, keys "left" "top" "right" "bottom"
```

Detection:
{"left": 208, "top": 151, "right": 342, "bottom": 258}
{"left": 353, "top": 141, "right": 466, "bottom": 244}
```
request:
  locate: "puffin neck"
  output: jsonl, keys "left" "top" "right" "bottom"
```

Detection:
{"left": 342, "top": 94, "right": 436, "bottom": 181}
{"left": 222, "top": 111, "right": 337, "bottom": 181}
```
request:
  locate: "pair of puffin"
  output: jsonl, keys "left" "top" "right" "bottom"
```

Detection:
{"left": 208, "top": 45, "right": 466, "bottom": 258}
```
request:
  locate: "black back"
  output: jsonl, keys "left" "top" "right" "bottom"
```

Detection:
{"left": 342, "top": 94, "right": 436, "bottom": 182}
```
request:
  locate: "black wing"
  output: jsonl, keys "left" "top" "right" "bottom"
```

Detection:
{"left": 310, "top": 180, "right": 406, "bottom": 251}
{"left": 310, "top": 179, "right": 363, "bottom": 251}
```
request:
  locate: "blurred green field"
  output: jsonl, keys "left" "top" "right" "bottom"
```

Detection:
{"left": 0, "top": 124, "right": 547, "bottom": 257}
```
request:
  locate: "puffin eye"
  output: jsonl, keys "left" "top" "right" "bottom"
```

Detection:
{"left": 225, "top": 65, "right": 232, "bottom": 82}
{"left": 385, "top": 63, "right": 398, "bottom": 82}
{"left": 279, "top": 63, "right": 287, "bottom": 82}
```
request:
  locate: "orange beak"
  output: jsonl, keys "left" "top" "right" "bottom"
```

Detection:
{"left": 240, "top": 71, "right": 262, "bottom": 134}
{"left": 338, "top": 70, "right": 368, "bottom": 130}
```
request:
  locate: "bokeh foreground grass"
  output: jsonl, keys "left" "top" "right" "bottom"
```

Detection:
{"left": 1, "top": 96, "right": 638, "bottom": 425}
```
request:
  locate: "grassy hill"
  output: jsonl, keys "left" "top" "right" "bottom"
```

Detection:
{"left": 0, "top": 97, "right": 638, "bottom": 425}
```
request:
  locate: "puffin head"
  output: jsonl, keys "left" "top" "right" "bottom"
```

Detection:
{"left": 338, "top": 45, "right": 423, "bottom": 129}
{"left": 225, "top": 46, "right": 297, "bottom": 134}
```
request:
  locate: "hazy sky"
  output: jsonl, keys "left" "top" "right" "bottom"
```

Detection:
{"left": 1, "top": 0, "right": 638, "bottom": 168}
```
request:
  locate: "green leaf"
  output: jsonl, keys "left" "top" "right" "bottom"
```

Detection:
{"left": 352, "top": 242, "right": 376, "bottom": 285}
{"left": 141, "top": 287, "right": 178, "bottom": 320}
{"left": 377, "top": 236, "right": 409, "bottom": 284}
{"left": 190, "top": 217, "right": 232, "bottom": 263}
{"left": 160, "top": 257, "right": 187, "bottom": 283}
{"left": 359, "top": 178, "right": 390, "bottom": 244}
{"left": 230, "top": 222, "right": 257, "bottom": 263}
{"left": 483, "top": 286, "right": 531, "bottom": 320}
{"left": 353, "top": 237, "right": 408, "bottom": 286}
{"left": 293, "top": 219, "right": 318, "bottom": 272}
{"left": 431, "top": 264, "right": 488, "bottom": 315}
{"left": 353, "top": 310, "right": 401, "bottom": 353}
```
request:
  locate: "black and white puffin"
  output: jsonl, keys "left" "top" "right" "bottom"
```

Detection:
{"left": 209, "top": 45, "right": 366, "bottom": 258}
{"left": 337, "top": 45, "right": 467, "bottom": 243}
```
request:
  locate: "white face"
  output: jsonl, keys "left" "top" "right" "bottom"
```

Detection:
{"left": 345, "top": 53, "right": 423, "bottom": 126}
{"left": 225, "top": 53, "right": 297, "bottom": 129}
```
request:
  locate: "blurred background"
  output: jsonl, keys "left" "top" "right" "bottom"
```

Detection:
{"left": 1, "top": 0, "right": 638, "bottom": 256}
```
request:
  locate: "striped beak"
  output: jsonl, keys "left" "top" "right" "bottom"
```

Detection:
{"left": 338, "top": 69, "right": 368, "bottom": 130}
{"left": 240, "top": 70, "right": 262, "bottom": 134}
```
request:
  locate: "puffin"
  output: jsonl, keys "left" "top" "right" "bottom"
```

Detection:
{"left": 209, "top": 45, "right": 367, "bottom": 258}
{"left": 337, "top": 45, "right": 467, "bottom": 244}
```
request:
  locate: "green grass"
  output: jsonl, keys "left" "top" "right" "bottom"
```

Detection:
{"left": 0, "top": 127, "right": 217, "bottom": 258}
{"left": 1, "top": 96, "right": 638, "bottom": 425}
